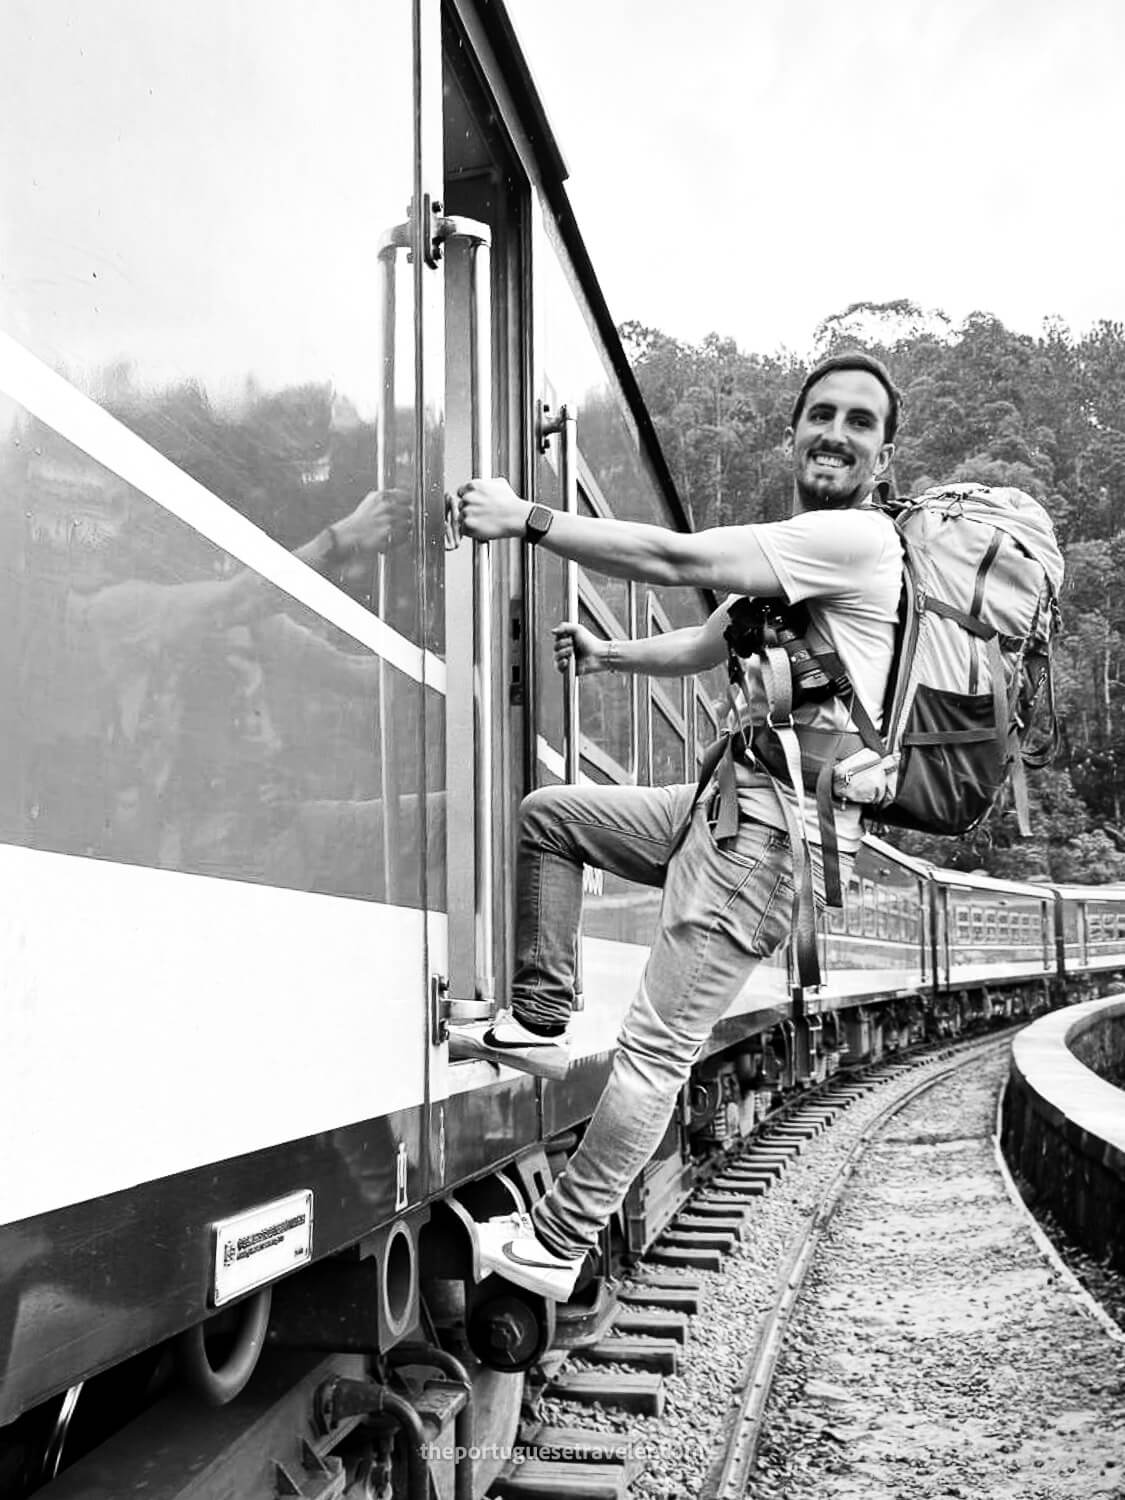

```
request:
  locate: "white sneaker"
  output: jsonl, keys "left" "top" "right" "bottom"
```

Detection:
{"left": 448, "top": 1010, "right": 571, "bottom": 1081}
{"left": 476, "top": 1211, "right": 585, "bottom": 1302}
{"left": 487, "top": 1008, "right": 570, "bottom": 1050}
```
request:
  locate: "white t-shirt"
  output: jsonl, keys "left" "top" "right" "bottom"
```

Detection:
{"left": 728, "top": 504, "right": 903, "bottom": 854}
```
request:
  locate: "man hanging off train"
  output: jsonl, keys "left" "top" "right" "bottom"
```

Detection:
{"left": 449, "top": 350, "right": 905, "bottom": 1301}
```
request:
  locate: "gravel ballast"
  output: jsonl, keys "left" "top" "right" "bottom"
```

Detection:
{"left": 534, "top": 1042, "right": 1125, "bottom": 1499}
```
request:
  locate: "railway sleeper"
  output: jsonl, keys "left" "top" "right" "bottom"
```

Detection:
{"left": 546, "top": 1369, "right": 665, "bottom": 1416}
{"left": 685, "top": 1198, "right": 755, "bottom": 1221}
{"left": 657, "top": 1228, "right": 738, "bottom": 1254}
{"left": 521, "top": 1424, "right": 632, "bottom": 1463}
{"left": 489, "top": 1458, "right": 629, "bottom": 1499}
{"left": 645, "top": 1244, "right": 724, "bottom": 1272}
{"left": 672, "top": 1212, "right": 749, "bottom": 1240}
{"left": 616, "top": 1284, "right": 701, "bottom": 1314}
{"left": 580, "top": 1336, "right": 680, "bottom": 1375}
{"left": 707, "top": 1176, "right": 771, "bottom": 1195}
{"left": 611, "top": 1309, "right": 690, "bottom": 1344}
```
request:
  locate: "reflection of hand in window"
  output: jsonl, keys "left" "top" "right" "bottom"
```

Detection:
{"left": 65, "top": 487, "right": 410, "bottom": 749}
{"left": 316, "top": 487, "right": 412, "bottom": 567}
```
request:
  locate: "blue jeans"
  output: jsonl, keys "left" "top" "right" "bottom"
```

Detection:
{"left": 513, "top": 781, "right": 806, "bottom": 1259}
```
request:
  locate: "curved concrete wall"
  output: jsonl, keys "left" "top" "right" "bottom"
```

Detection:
{"left": 1001, "top": 997, "right": 1125, "bottom": 1271}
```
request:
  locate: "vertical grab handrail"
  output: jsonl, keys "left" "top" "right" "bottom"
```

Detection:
{"left": 438, "top": 215, "right": 495, "bottom": 1003}
{"left": 537, "top": 403, "right": 584, "bottom": 1009}
{"left": 376, "top": 222, "right": 411, "bottom": 906}
{"left": 557, "top": 406, "right": 581, "bottom": 786}
{"left": 537, "top": 404, "right": 581, "bottom": 784}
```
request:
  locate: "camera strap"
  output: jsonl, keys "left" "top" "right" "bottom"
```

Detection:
{"left": 759, "top": 644, "right": 824, "bottom": 989}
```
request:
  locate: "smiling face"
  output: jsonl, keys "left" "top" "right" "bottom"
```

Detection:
{"left": 784, "top": 368, "right": 895, "bottom": 511}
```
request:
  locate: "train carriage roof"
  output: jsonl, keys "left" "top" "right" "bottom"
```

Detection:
{"left": 1050, "top": 883, "right": 1125, "bottom": 903}
{"left": 928, "top": 866, "right": 1056, "bottom": 899}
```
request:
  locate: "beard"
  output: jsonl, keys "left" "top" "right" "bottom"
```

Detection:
{"left": 794, "top": 473, "right": 870, "bottom": 510}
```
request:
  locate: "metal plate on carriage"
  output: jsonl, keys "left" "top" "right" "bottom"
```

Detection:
{"left": 211, "top": 1190, "right": 314, "bottom": 1305}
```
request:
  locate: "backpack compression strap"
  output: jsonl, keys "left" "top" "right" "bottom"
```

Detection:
{"left": 758, "top": 644, "right": 825, "bottom": 990}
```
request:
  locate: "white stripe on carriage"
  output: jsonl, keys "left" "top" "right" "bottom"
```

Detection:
{"left": 535, "top": 735, "right": 594, "bottom": 785}
{"left": 0, "top": 329, "right": 445, "bottom": 694}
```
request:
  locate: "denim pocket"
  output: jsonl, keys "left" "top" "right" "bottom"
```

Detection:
{"left": 703, "top": 807, "right": 790, "bottom": 872}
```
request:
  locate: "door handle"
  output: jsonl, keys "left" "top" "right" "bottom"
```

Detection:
{"left": 537, "top": 402, "right": 580, "bottom": 786}
{"left": 536, "top": 402, "right": 584, "bottom": 1011}
{"left": 374, "top": 221, "right": 412, "bottom": 905}
{"left": 438, "top": 217, "right": 496, "bottom": 1006}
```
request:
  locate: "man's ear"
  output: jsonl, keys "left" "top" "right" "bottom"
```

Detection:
{"left": 782, "top": 427, "right": 795, "bottom": 458}
{"left": 875, "top": 442, "right": 895, "bottom": 475}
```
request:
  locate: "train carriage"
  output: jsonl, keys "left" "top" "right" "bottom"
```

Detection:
{"left": 1052, "top": 883, "right": 1125, "bottom": 989}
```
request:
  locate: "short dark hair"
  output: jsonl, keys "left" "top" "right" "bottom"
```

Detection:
{"left": 789, "top": 351, "right": 902, "bottom": 444}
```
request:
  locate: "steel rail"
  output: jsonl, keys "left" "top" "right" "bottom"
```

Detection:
{"left": 701, "top": 1033, "right": 1013, "bottom": 1500}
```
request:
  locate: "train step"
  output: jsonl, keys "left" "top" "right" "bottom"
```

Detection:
{"left": 612, "top": 1309, "right": 690, "bottom": 1344}
{"left": 548, "top": 1369, "right": 665, "bottom": 1415}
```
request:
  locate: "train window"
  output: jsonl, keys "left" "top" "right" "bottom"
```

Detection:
{"left": 862, "top": 880, "right": 877, "bottom": 937}
{"left": 695, "top": 687, "right": 721, "bottom": 770}
{"left": 984, "top": 909, "right": 997, "bottom": 944}
{"left": 970, "top": 907, "right": 984, "bottom": 941}
{"left": 651, "top": 694, "right": 687, "bottom": 786}
{"left": 578, "top": 591, "right": 634, "bottom": 783}
{"left": 996, "top": 909, "right": 1010, "bottom": 944}
{"left": 876, "top": 889, "right": 889, "bottom": 939}
{"left": 0, "top": 2, "right": 438, "bottom": 905}
{"left": 827, "top": 897, "right": 846, "bottom": 934}
{"left": 646, "top": 598, "right": 687, "bottom": 785}
{"left": 846, "top": 877, "right": 863, "bottom": 935}
{"left": 954, "top": 904, "right": 971, "bottom": 943}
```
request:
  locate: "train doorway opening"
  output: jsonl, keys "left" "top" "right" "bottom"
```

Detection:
{"left": 439, "top": 15, "right": 529, "bottom": 1018}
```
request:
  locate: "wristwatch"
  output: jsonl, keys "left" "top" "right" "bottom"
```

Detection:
{"left": 524, "top": 503, "right": 554, "bottom": 545}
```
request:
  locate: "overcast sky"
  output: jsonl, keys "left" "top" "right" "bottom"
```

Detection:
{"left": 508, "top": 0, "right": 1125, "bottom": 356}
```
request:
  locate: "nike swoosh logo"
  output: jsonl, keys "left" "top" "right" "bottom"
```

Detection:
{"left": 503, "top": 1240, "right": 573, "bottom": 1271}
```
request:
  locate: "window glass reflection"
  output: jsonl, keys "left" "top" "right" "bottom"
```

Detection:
{"left": 651, "top": 698, "right": 685, "bottom": 787}
{"left": 0, "top": 0, "right": 419, "bottom": 638}
{"left": 0, "top": 417, "right": 427, "bottom": 904}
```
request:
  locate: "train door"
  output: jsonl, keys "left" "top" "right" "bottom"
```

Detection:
{"left": 422, "top": 7, "right": 536, "bottom": 1179}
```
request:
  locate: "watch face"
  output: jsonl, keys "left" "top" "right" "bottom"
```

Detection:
{"left": 526, "top": 504, "right": 553, "bottom": 541}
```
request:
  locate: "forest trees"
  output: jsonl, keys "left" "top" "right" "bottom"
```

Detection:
{"left": 624, "top": 305, "right": 1125, "bottom": 880}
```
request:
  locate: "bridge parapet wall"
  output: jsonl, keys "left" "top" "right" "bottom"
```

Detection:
{"left": 1001, "top": 997, "right": 1125, "bottom": 1272}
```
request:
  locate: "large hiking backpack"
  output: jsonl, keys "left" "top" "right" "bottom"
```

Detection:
{"left": 712, "top": 481, "right": 1064, "bottom": 990}
{"left": 855, "top": 482, "right": 1065, "bottom": 837}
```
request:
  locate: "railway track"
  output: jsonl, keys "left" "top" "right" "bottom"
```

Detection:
{"left": 485, "top": 1036, "right": 1013, "bottom": 1499}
